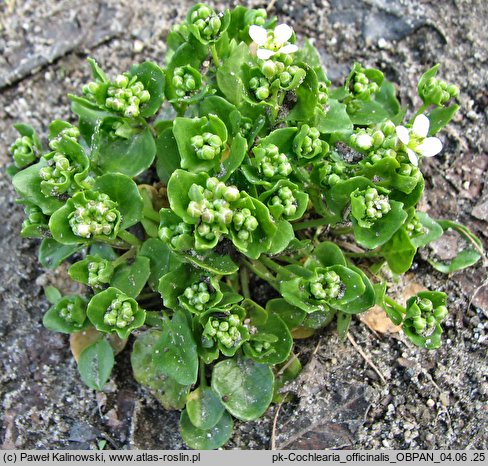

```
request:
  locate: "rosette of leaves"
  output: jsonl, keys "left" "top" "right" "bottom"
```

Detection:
{"left": 258, "top": 180, "right": 309, "bottom": 222}
{"left": 69, "top": 255, "right": 115, "bottom": 289}
{"left": 196, "top": 305, "right": 250, "bottom": 363}
{"left": 20, "top": 203, "right": 48, "bottom": 238}
{"left": 280, "top": 241, "right": 375, "bottom": 316}
{"left": 87, "top": 287, "right": 146, "bottom": 339}
{"left": 186, "top": 3, "right": 230, "bottom": 44}
{"left": 49, "top": 173, "right": 143, "bottom": 244}
{"left": 70, "top": 59, "right": 164, "bottom": 142}
{"left": 173, "top": 115, "right": 228, "bottom": 173}
{"left": 402, "top": 291, "right": 448, "bottom": 349}
{"left": 349, "top": 184, "right": 408, "bottom": 249}
{"left": 43, "top": 293, "right": 89, "bottom": 334}
{"left": 293, "top": 124, "right": 328, "bottom": 161}
{"left": 9, "top": 123, "right": 42, "bottom": 172}
{"left": 159, "top": 263, "right": 223, "bottom": 314}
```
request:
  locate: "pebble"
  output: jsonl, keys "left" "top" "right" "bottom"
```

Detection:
{"left": 439, "top": 392, "right": 450, "bottom": 406}
{"left": 426, "top": 399, "right": 435, "bottom": 408}
{"left": 133, "top": 40, "right": 145, "bottom": 53}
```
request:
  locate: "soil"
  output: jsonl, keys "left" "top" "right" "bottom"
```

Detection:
{"left": 1, "top": 0, "right": 487, "bottom": 450}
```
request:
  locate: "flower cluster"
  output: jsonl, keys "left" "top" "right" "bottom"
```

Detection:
{"left": 68, "top": 192, "right": 120, "bottom": 239}
{"left": 351, "top": 187, "right": 391, "bottom": 227}
{"left": 253, "top": 143, "right": 292, "bottom": 178}
{"left": 182, "top": 281, "right": 213, "bottom": 312}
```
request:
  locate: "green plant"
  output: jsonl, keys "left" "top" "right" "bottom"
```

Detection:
{"left": 8, "top": 4, "right": 483, "bottom": 450}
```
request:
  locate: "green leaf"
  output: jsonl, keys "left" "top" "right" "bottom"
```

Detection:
{"left": 140, "top": 238, "right": 182, "bottom": 290}
{"left": 43, "top": 295, "right": 88, "bottom": 333}
{"left": 353, "top": 200, "right": 408, "bottom": 249}
{"left": 77, "top": 339, "right": 114, "bottom": 391}
{"left": 382, "top": 228, "right": 417, "bottom": 275}
{"left": 348, "top": 99, "right": 390, "bottom": 125}
{"left": 12, "top": 161, "right": 63, "bottom": 215}
{"left": 94, "top": 173, "right": 143, "bottom": 229}
{"left": 316, "top": 100, "right": 353, "bottom": 134}
{"left": 211, "top": 357, "right": 274, "bottom": 421}
{"left": 244, "top": 310, "right": 293, "bottom": 365}
{"left": 286, "top": 65, "right": 319, "bottom": 122}
{"left": 87, "top": 287, "right": 146, "bottom": 339}
{"left": 184, "top": 251, "right": 239, "bottom": 275}
{"left": 221, "top": 133, "right": 247, "bottom": 181}
{"left": 110, "top": 256, "right": 151, "bottom": 298}
{"left": 155, "top": 127, "right": 181, "bottom": 185}
{"left": 410, "top": 212, "right": 443, "bottom": 248}
{"left": 266, "top": 298, "right": 306, "bottom": 330}
{"left": 129, "top": 61, "right": 165, "bottom": 118}
{"left": 428, "top": 104, "right": 459, "bottom": 136}
{"left": 336, "top": 312, "right": 351, "bottom": 340}
{"left": 428, "top": 220, "right": 484, "bottom": 273}
{"left": 153, "top": 310, "right": 198, "bottom": 385}
{"left": 92, "top": 117, "right": 156, "bottom": 177}
{"left": 187, "top": 386, "right": 225, "bottom": 430}
{"left": 44, "top": 285, "right": 62, "bottom": 305}
{"left": 375, "top": 80, "right": 401, "bottom": 118}
{"left": 39, "top": 238, "right": 83, "bottom": 269}
{"left": 179, "top": 409, "right": 233, "bottom": 450}
{"left": 131, "top": 330, "right": 190, "bottom": 410}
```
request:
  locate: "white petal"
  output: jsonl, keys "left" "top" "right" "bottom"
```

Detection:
{"left": 417, "top": 137, "right": 443, "bottom": 157}
{"left": 274, "top": 24, "right": 293, "bottom": 43}
{"left": 406, "top": 147, "right": 419, "bottom": 166}
{"left": 412, "top": 114, "right": 430, "bottom": 138}
{"left": 279, "top": 44, "right": 298, "bottom": 54}
{"left": 249, "top": 25, "right": 268, "bottom": 46}
{"left": 256, "top": 48, "right": 275, "bottom": 60}
{"left": 396, "top": 125, "right": 410, "bottom": 145}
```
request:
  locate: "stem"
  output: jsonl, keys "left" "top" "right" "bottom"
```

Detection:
{"left": 385, "top": 296, "right": 406, "bottom": 313}
{"left": 117, "top": 230, "right": 142, "bottom": 247}
{"left": 240, "top": 266, "right": 251, "bottom": 299}
{"left": 330, "top": 226, "right": 354, "bottom": 235}
{"left": 260, "top": 256, "right": 295, "bottom": 280}
{"left": 345, "top": 250, "right": 382, "bottom": 259}
{"left": 242, "top": 259, "right": 280, "bottom": 292}
{"left": 199, "top": 359, "right": 207, "bottom": 387}
{"left": 143, "top": 206, "right": 160, "bottom": 223}
{"left": 112, "top": 248, "right": 137, "bottom": 268}
{"left": 412, "top": 103, "right": 430, "bottom": 121}
{"left": 293, "top": 217, "right": 330, "bottom": 231}
{"left": 210, "top": 43, "right": 220, "bottom": 67}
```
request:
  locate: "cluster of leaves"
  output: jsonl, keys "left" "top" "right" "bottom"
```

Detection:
{"left": 8, "top": 4, "right": 483, "bottom": 450}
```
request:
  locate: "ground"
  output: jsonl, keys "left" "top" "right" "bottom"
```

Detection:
{"left": 0, "top": 0, "right": 487, "bottom": 450}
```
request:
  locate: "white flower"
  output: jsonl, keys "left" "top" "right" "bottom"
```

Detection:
{"left": 249, "top": 24, "right": 298, "bottom": 60}
{"left": 395, "top": 114, "right": 443, "bottom": 166}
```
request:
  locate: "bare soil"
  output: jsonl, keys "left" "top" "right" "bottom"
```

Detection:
{"left": 0, "top": 0, "right": 486, "bottom": 450}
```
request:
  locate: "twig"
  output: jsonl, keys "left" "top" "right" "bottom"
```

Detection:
{"left": 266, "top": 0, "right": 277, "bottom": 12}
{"left": 468, "top": 276, "right": 488, "bottom": 311}
{"left": 347, "top": 333, "right": 387, "bottom": 385}
{"left": 270, "top": 403, "right": 283, "bottom": 450}
{"left": 276, "top": 352, "right": 300, "bottom": 376}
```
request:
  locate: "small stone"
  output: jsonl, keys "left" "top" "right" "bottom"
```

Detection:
{"left": 426, "top": 399, "right": 435, "bottom": 408}
{"left": 133, "top": 40, "right": 145, "bottom": 53}
{"left": 439, "top": 392, "right": 450, "bottom": 406}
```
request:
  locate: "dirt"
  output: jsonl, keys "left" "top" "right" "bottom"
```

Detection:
{"left": 0, "top": 0, "right": 487, "bottom": 450}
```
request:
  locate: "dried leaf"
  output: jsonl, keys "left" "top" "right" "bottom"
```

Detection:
{"left": 70, "top": 327, "right": 127, "bottom": 362}
{"left": 360, "top": 305, "right": 401, "bottom": 334}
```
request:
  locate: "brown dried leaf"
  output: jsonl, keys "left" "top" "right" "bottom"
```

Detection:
{"left": 70, "top": 327, "right": 127, "bottom": 362}
{"left": 360, "top": 305, "right": 402, "bottom": 334}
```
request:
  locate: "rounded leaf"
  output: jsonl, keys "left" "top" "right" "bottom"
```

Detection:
{"left": 211, "top": 357, "right": 274, "bottom": 421}
{"left": 179, "top": 409, "right": 233, "bottom": 450}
